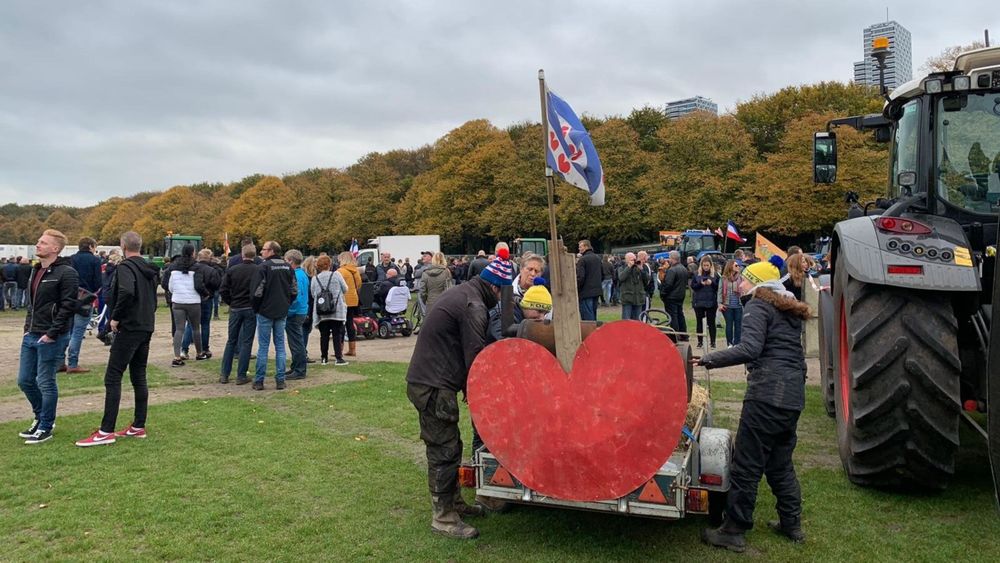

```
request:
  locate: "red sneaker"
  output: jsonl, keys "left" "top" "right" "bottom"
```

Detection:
{"left": 75, "top": 430, "right": 116, "bottom": 447}
{"left": 115, "top": 425, "right": 147, "bottom": 439}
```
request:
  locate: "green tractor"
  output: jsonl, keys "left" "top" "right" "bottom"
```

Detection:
{"left": 813, "top": 40, "right": 1000, "bottom": 499}
{"left": 150, "top": 234, "right": 203, "bottom": 269}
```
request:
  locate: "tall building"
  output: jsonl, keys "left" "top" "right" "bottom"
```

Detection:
{"left": 664, "top": 96, "right": 718, "bottom": 120}
{"left": 852, "top": 20, "right": 913, "bottom": 91}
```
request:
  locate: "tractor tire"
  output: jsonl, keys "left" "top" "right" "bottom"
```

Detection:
{"left": 816, "top": 275, "right": 836, "bottom": 418}
{"left": 832, "top": 254, "right": 961, "bottom": 489}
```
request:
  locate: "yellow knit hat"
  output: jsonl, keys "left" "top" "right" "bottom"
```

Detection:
{"left": 742, "top": 256, "right": 783, "bottom": 286}
{"left": 521, "top": 279, "right": 552, "bottom": 312}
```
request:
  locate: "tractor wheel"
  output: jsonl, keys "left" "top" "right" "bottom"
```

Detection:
{"left": 816, "top": 276, "right": 836, "bottom": 418}
{"left": 832, "top": 254, "right": 961, "bottom": 489}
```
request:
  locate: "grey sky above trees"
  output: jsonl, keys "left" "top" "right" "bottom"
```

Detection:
{"left": 0, "top": 0, "right": 991, "bottom": 206}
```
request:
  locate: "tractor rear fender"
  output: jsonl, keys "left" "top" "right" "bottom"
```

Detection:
{"left": 830, "top": 215, "right": 980, "bottom": 292}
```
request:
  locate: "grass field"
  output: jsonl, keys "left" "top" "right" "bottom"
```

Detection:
{"left": 3, "top": 361, "right": 1000, "bottom": 561}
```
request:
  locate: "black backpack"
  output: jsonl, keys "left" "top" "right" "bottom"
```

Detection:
{"left": 315, "top": 274, "right": 336, "bottom": 315}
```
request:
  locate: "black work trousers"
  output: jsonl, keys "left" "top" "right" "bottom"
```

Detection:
{"left": 407, "top": 383, "right": 462, "bottom": 495}
{"left": 100, "top": 329, "right": 152, "bottom": 433}
{"left": 726, "top": 399, "right": 802, "bottom": 530}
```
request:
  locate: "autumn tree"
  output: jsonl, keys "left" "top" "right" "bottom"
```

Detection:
{"left": 922, "top": 41, "right": 988, "bottom": 73}
{"left": 45, "top": 209, "right": 83, "bottom": 242}
{"left": 735, "top": 82, "right": 882, "bottom": 155}
{"left": 100, "top": 201, "right": 142, "bottom": 245}
{"left": 626, "top": 106, "right": 668, "bottom": 152}
{"left": 134, "top": 186, "right": 215, "bottom": 248}
{"left": 738, "top": 112, "right": 887, "bottom": 235}
{"left": 81, "top": 198, "right": 128, "bottom": 243}
{"left": 285, "top": 168, "right": 354, "bottom": 252}
{"left": 223, "top": 176, "right": 294, "bottom": 245}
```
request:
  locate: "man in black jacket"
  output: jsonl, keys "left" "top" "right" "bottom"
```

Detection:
{"left": 75, "top": 232, "right": 159, "bottom": 447}
{"left": 659, "top": 251, "right": 689, "bottom": 334}
{"left": 181, "top": 249, "right": 223, "bottom": 359}
{"left": 16, "top": 256, "right": 33, "bottom": 309}
{"left": 575, "top": 239, "right": 603, "bottom": 321}
{"left": 695, "top": 257, "right": 809, "bottom": 552}
{"left": 66, "top": 237, "right": 103, "bottom": 373}
{"left": 406, "top": 251, "right": 512, "bottom": 540}
{"left": 18, "top": 229, "right": 79, "bottom": 444}
{"left": 465, "top": 250, "right": 489, "bottom": 281}
{"left": 219, "top": 244, "right": 259, "bottom": 384}
{"left": 250, "top": 240, "right": 296, "bottom": 391}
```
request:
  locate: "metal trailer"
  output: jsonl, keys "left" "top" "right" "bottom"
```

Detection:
{"left": 461, "top": 405, "right": 733, "bottom": 521}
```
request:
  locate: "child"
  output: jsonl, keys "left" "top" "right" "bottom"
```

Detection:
{"left": 694, "top": 255, "right": 810, "bottom": 552}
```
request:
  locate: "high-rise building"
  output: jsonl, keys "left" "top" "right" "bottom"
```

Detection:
{"left": 852, "top": 20, "right": 913, "bottom": 91}
{"left": 664, "top": 96, "right": 718, "bottom": 120}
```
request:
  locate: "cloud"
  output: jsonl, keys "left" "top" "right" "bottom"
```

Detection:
{"left": 0, "top": 0, "right": 992, "bottom": 204}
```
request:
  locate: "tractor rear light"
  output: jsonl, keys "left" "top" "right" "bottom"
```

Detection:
{"left": 876, "top": 217, "right": 932, "bottom": 235}
{"left": 700, "top": 473, "right": 723, "bottom": 486}
{"left": 458, "top": 465, "right": 477, "bottom": 488}
{"left": 887, "top": 265, "right": 923, "bottom": 275}
{"left": 686, "top": 488, "right": 709, "bottom": 513}
{"left": 963, "top": 400, "right": 978, "bottom": 412}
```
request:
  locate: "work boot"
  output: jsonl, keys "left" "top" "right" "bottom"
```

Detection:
{"left": 346, "top": 341, "right": 356, "bottom": 357}
{"left": 768, "top": 519, "right": 805, "bottom": 543}
{"left": 454, "top": 490, "right": 485, "bottom": 517}
{"left": 701, "top": 519, "right": 747, "bottom": 553}
{"left": 431, "top": 494, "right": 479, "bottom": 539}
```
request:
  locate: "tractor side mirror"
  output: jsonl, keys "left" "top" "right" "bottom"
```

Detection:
{"left": 813, "top": 132, "right": 837, "bottom": 184}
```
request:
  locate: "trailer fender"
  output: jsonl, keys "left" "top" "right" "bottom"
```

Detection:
{"left": 698, "top": 427, "right": 732, "bottom": 492}
{"left": 834, "top": 215, "right": 980, "bottom": 292}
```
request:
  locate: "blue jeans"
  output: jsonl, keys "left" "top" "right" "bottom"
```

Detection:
{"left": 622, "top": 303, "right": 642, "bottom": 320}
{"left": 182, "top": 300, "right": 213, "bottom": 353}
{"left": 66, "top": 313, "right": 89, "bottom": 368}
{"left": 254, "top": 315, "right": 287, "bottom": 383}
{"left": 579, "top": 296, "right": 598, "bottom": 321}
{"left": 601, "top": 280, "right": 613, "bottom": 305}
{"left": 221, "top": 308, "right": 256, "bottom": 379}
{"left": 285, "top": 314, "right": 307, "bottom": 377}
{"left": 18, "top": 332, "right": 71, "bottom": 432}
{"left": 212, "top": 291, "right": 221, "bottom": 317}
{"left": 723, "top": 306, "right": 743, "bottom": 346}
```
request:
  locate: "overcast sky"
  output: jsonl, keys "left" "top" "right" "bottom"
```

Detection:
{"left": 0, "top": 1, "right": 992, "bottom": 206}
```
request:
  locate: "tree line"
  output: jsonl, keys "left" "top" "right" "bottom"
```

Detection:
{"left": 1, "top": 82, "right": 888, "bottom": 255}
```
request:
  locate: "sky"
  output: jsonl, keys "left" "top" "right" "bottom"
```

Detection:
{"left": 0, "top": 0, "right": 993, "bottom": 207}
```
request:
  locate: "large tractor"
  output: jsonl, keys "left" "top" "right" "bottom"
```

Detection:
{"left": 813, "top": 41, "right": 1000, "bottom": 497}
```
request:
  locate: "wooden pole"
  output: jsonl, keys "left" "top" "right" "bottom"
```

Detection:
{"left": 539, "top": 69, "right": 582, "bottom": 372}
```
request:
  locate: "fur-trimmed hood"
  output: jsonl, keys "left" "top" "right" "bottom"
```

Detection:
{"left": 753, "top": 286, "right": 811, "bottom": 320}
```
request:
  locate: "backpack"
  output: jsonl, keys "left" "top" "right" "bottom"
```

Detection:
{"left": 315, "top": 273, "right": 336, "bottom": 316}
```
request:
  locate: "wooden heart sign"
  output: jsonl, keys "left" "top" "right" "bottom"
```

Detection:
{"left": 467, "top": 320, "right": 688, "bottom": 502}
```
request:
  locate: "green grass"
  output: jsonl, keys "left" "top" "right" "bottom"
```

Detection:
{"left": 0, "top": 365, "right": 189, "bottom": 401}
{"left": 2, "top": 362, "right": 1000, "bottom": 561}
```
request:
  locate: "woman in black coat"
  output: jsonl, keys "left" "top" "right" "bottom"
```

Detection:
{"left": 689, "top": 255, "right": 719, "bottom": 348}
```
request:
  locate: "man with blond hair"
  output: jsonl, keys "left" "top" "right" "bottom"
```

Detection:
{"left": 18, "top": 229, "right": 79, "bottom": 444}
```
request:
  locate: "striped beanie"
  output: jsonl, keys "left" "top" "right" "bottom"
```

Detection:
{"left": 480, "top": 248, "right": 514, "bottom": 287}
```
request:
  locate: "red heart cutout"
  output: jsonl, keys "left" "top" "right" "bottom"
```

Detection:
{"left": 468, "top": 321, "right": 687, "bottom": 501}
{"left": 557, "top": 153, "right": 571, "bottom": 174}
{"left": 549, "top": 131, "right": 559, "bottom": 150}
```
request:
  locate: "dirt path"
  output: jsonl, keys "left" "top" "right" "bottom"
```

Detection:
{"left": 0, "top": 308, "right": 821, "bottom": 424}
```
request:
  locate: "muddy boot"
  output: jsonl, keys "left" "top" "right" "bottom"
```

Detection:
{"left": 454, "top": 490, "right": 485, "bottom": 517}
{"left": 701, "top": 519, "right": 747, "bottom": 553}
{"left": 768, "top": 519, "right": 805, "bottom": 543}
{"left": 345, "top": 341, "right": 356, "bottom": 357}
{"left": 431, "top": 494, "right": 479, "bottom": 539}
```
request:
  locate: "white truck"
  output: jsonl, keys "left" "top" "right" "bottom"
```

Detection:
{"left": 357, "top": 235, "right": 440, "bottom": 268}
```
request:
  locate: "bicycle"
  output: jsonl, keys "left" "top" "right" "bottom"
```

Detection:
{"left": 638, "top": 307, "right": 671, "bottom": 328}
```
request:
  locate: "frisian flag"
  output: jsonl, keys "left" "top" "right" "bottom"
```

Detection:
{"left": 545, "top": 88, "right": 606, "bottom": 206}
{"left": 350, "top": 238, "right": 359, "bottom": 258}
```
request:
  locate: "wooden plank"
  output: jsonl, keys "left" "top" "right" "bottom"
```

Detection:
{"left": 549, "top": 244, "right": 582, "bottom": 372}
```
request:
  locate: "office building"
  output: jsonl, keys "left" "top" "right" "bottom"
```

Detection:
{"left": 852, "top": 20, "right": 913, "bottom": 91}
{"left": 664, "top": 96, "right": 718, "bottom": 120}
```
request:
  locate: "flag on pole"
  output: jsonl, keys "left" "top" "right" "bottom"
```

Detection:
{"left": 545, "top": 89, "right": 606, "bottom": 206}
{"left": 223, "top": 232, "right": 230, "bottom": 257}
{"left": 726, "top": 221, "right": 746, "bottom": 243}
{"left": 350, "top": 238, "right": 359, "bottom": 258}
{"left": 755, "top": 232, "right": 787, "bottom": 263}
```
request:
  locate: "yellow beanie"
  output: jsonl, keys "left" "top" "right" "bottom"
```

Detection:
{"left": 742, "top": 256, "right": 783, "bottom": 286}
{"left": 521, "top": 283, "right": 552, "bottom": 312}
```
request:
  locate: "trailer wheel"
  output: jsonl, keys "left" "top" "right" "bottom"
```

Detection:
{"left": 816, "top": 277, "right": 836, "bottom": 418}
{"left": 832, "top": 254, "right": 961, "bottom": 489}
{"left": 675, "top": 342, "right": 694, "bottom": 402}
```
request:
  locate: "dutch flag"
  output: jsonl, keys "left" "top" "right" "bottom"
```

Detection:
{"left": 350, "top": 238, "right": 359, "bottom": 258}
{"left": 726, "top": 221, "right": 746, "bottom": 243}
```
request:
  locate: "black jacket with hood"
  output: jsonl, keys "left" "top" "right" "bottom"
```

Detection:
{"left": 250, "top": 257, "right": 297, "bottom": 319}
{"left": 110, "top": 256, "right": 159, "bottom": 333}
{"left": 406, "top": 277, "right": 497, "bottom": 394}
{"left": 699, "top": 285, "right": 811, "bottom": 411}
{"left": 24, "top": 256, "right": 79, "bottom": 339}
{"left": 576, "top": 249, "right": 603, "bottom": 299}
